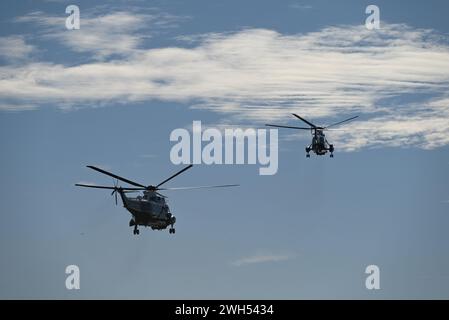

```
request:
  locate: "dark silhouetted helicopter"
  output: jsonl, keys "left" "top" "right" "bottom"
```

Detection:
{"left": 75, "top": 165, "right": 238, "bottom": 235}
{"left": 266, "top": 114, "right": 358, "bottom": 158}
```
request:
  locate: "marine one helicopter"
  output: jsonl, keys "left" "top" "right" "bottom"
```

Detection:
{"left": 75, "top": 165, "right": 238, "bottom": 235}
{"left": 266, "top": 114, "right": 358, "bottom": 158}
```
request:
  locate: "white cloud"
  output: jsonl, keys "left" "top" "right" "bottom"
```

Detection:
{"left": 15, "top": 10, "right": 185, "bottom": 59}
{"left": 2, "top": 16, "right": 449, "bottom": 151}
{"left": 0, "top": 36, "right": 35, "bottom": 61}
{"left": 0, "top": 103, "right": 37, "bottom": 112}
{"left": 231, "top": 252, "right": 295, "bottom": 267}
{"left": 331, "top": 101, "right": 449, "bottom": 150}
{"left": 289, "top": 3, "right": 312, "bottom": 10}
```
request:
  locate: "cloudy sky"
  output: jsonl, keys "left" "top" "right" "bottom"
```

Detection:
{"left": 0, "top": 0, "right": 448, "bottom": 298}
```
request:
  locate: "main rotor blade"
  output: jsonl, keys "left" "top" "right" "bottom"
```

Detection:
{"left": 75, "top": 184, "right": 144, "bottom": 191}
{"left": 292, "top": 114, "right": 317, "bottom": 128}
{"left": 265, "top": 124, "right": 310, "bottom": 130}
{"left": 324, "top": 115, "right": 359, "bottom": 129}
{"left": 75, "top": 184, "right": 116, "bottom": 190}
{"left": 158, "top": 184, "right": 239, "bottom": 191}
{"left": 155, "top": 164, "right": 193, "bottom": 189}
{"left": 86, "top": 166, "right": 146, "bottom": 188}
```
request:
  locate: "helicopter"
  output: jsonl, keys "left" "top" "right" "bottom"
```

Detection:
{"left": 266, "top": 114, "right": 358, "bottom": 158}
{"left": 75, "top": 164, "right": 238, "bottom": 235}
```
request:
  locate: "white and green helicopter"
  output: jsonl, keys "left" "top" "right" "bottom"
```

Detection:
{"left": 76, "top": 165, "right": 238, "bottom": 235}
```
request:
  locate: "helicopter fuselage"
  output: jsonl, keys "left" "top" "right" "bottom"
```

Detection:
{"left": 306, "top": 129, "right": 334, "bottom": 157}
{"left": 119, "top": 190, "right": 176, "bottom": 233}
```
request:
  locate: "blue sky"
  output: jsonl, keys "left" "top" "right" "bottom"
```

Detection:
{"left": 0, "top": 0, "right": 449, "bottom": 298}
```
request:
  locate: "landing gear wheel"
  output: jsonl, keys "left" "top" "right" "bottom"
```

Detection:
{"left": 306, "top": 153, "right": 310, "bottom": 158}
{"left": 133, "top": 225, "right": 139, "bottom": 235}
{"left": 169, "top": 228, "right": 176, "bottom": 234}
{"left": 330, "top": 153, "right": 334, "bottom": 158}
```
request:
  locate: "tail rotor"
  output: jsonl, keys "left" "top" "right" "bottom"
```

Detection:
{"left": 111, "top": 178, "right": 119, "bottom": 205}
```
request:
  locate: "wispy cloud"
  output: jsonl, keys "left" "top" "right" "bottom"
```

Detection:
{"left": 15, "top": 10, "right": 185, "bottom": 59}
{"left": 288, "top": 3, "right": 312, "bottom": 10}
{"left": 230, "top": 252, "right": 295, "bottom": 267}
{"left": 0, "top": 103, "right": 37, "bottom": 112}
{"left": 2, "top": 14, "right": 449, "bottom": 151}
{"left": 0, "top": 36, "right": 35, "bottom": 61}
